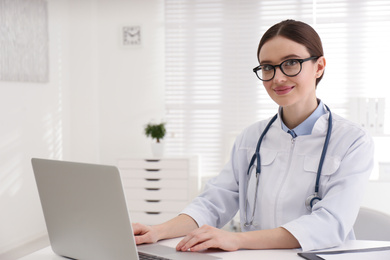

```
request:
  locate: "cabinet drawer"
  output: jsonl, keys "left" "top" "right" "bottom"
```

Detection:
{"left": 118, "top": 159, "right": 188, "bottom": 170}
{"left": 120, "top": 169, "right": 188, "bottom": 179}
{"left": 122, "top": 178, "right": 188, "bottom": 189}
{"left": 129, "top": 212, "right": 178, "bottom": 225}
{"left": 125, "top": 188, "right": 188, "bottom": 200}
{"left": 126, "top": 200, "right": 188, "bottom": 212}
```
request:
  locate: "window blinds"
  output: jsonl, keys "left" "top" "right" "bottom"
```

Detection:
{"left": 164, "top": 0, "right": 390, "bottom": 178}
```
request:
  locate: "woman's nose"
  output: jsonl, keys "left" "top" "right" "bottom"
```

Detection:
{"left": 273, "top": 67, "right": 287, "bottom": 82}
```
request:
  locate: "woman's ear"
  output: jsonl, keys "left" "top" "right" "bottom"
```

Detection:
{"left": 316, "top": 56, "right": 326, "bottom": 78}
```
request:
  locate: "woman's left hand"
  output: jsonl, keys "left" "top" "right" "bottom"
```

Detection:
{"left": 176, "top": 225, "right": 240, "bottom": 252}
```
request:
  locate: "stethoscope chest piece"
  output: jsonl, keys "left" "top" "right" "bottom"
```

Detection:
{"left": 305, "top": 193, "right": 321, "bottom": 211}
{"left": 244, "top": 221, "right": 259, "bottom": 227}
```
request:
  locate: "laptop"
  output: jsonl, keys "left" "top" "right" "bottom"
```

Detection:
{"left": 31, "top": 158, "right": 220, "bottom": 260}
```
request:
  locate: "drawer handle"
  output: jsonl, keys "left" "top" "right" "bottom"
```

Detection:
{"left": 145, "top": 169, "right": 160, "bottom": 172}
{"left": 145, "top": 211, "right": 161, "bottom": 215}
{"left": 145, "top": 188, "right": 160, "bottom": 191}
{"left": 145, "top": 178, "right": 160, "bottom": 181}
{"left": 146, "top": 200, "right": 161, "bottom": 203}
{"left": 145, "top": 159, "right": 160, "bottom": 162}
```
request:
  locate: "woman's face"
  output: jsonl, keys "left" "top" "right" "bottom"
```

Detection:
{"left": 258, "top": 36, "right": 325, "bottom": 111}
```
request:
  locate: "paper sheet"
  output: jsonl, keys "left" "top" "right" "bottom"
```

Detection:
{"left": 318, "top": 250, "right": 390, "bottom": 259}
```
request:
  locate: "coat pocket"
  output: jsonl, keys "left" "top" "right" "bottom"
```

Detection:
{"left": 259, "top": 149, "right": 278, "bottom": 166}
{"left": 303, "top": 155, "right": 341, "bottom": 176}
{"left": 246, "top": 148, "right": 278, "bottom": 174}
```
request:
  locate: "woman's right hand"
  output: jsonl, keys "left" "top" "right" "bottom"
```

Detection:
{"left": 132, "top": 223, "right": 159, "bottom": 245}
{"left": 132, "top": 214, "right": 199, "bottom": 245}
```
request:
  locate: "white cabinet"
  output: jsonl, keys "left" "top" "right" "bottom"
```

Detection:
{"left": 117, "top": 156, "right": 199, "bottom": 225}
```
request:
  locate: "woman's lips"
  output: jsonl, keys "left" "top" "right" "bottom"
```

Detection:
{"left": 274, "top": 86, "right": 294, "bottom": 95}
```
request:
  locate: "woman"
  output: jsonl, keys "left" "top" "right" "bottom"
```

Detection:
{"left": 133, "top": 20, "right": 374, "bottom": 252}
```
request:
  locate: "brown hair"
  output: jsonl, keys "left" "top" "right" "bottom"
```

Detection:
{"left": 257, "top": 20, "right": 324, "bottom": 86}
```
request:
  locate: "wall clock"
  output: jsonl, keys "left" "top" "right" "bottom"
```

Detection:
{"left": 122, "top": 26, "right": 142, "bottom": 46}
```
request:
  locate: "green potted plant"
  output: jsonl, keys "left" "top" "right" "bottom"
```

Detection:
{"left": 144, "top": 122, "right": 166, "bottom": 157}
{"left": 144, "top": 122, "right": 166, "bottom": 143}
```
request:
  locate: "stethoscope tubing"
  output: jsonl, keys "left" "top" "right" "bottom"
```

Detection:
{"left": 244, "top": 114, "right": 277, "bottom": 226}
{"left": 314, "top": 104, "right": 332, "bottom": 194}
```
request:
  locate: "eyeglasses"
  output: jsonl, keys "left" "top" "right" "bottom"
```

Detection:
{"left": 253, "top": 56, "right": 319, "bottom": 81}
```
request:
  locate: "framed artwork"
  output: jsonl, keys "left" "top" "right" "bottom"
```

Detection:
{"left": 0, "top": 0, "right": 49, "bottom": 82}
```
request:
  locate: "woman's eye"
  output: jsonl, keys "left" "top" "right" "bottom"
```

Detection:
{"left": 262, "top": 64, "right": 274, "bottom": 71}
{"left": 284, "top": 59, "right": 299, "bottom": 67}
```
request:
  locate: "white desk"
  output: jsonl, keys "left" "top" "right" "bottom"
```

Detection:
{"left": 18, "top": 238, "right": 390, "bottom": 260}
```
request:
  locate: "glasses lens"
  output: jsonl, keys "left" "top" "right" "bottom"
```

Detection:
{"left": 260, "top": 64, "right": 274, "bottom": 81}
{"left": 281, "top": 59, "right": 301, "bottom": 76}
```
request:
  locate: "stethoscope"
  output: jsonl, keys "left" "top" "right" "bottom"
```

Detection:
{"left": 244, "top": 105, "right": 332, "bottom": 227}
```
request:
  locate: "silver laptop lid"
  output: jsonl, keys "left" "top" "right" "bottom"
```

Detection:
{"left": 32, "top": 158, "right": 139, "bottom": 260}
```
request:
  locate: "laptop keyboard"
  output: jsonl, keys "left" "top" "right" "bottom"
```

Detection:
{"left": 138, "top": 251, "right": 172, "bottom": 260}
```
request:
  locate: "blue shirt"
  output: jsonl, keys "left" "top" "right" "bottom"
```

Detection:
{"left": 280, "top": 100, "right": 327, "bottom": 137}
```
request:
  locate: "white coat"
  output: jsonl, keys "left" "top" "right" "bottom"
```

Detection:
{"left": 181, "top": 106, "right": 374, "bottom": 251}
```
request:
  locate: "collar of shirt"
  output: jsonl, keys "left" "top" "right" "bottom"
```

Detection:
{"left": 279, "top": 99, "right": 327, "bottom": 137}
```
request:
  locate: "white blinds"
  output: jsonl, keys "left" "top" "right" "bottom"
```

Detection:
{"left": 164, "top": 0, "right": 390, "bottom": 178}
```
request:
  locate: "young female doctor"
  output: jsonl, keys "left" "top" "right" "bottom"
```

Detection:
{"left": 133, "top": 20, "right": 374, "bottom": 252}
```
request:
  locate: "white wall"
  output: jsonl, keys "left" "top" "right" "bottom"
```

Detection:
{"left": 0, "top": 0, "right": 164, "bottom": 257}
{"left": 0, "top": 0, "right": 70, "bottom": 255}
{"left": 96, "top": 0, "right": 165, "bottom": 164}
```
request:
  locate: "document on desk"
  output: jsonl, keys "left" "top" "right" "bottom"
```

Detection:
{"left": 298, "top": 246, "right": 390, "bottom": 260}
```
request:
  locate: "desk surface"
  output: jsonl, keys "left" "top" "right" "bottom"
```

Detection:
{"left": 18, "top": 238, "right": 390, "bottom": 260}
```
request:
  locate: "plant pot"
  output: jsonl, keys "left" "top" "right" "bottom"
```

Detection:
{"left": 151, "top": 142, "right": 164, "bottom": 157}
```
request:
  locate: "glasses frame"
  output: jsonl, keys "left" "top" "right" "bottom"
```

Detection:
{"left": 253, "top": 56, "right": 319, "bottom": 82}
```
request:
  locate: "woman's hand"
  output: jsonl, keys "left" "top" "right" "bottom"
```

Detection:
{"left": 176, "top": 225, "right": 240, "bottom": 252}
{"left": 132, "top": 214, "right": 199, "bottom": 245}
{"left": 132, "top": 223, "right": 159, "bottom": 245}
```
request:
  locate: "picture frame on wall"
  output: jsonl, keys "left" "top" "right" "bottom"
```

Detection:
{"left": 0, "top": 0, "right": 49, "bottom": 83}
